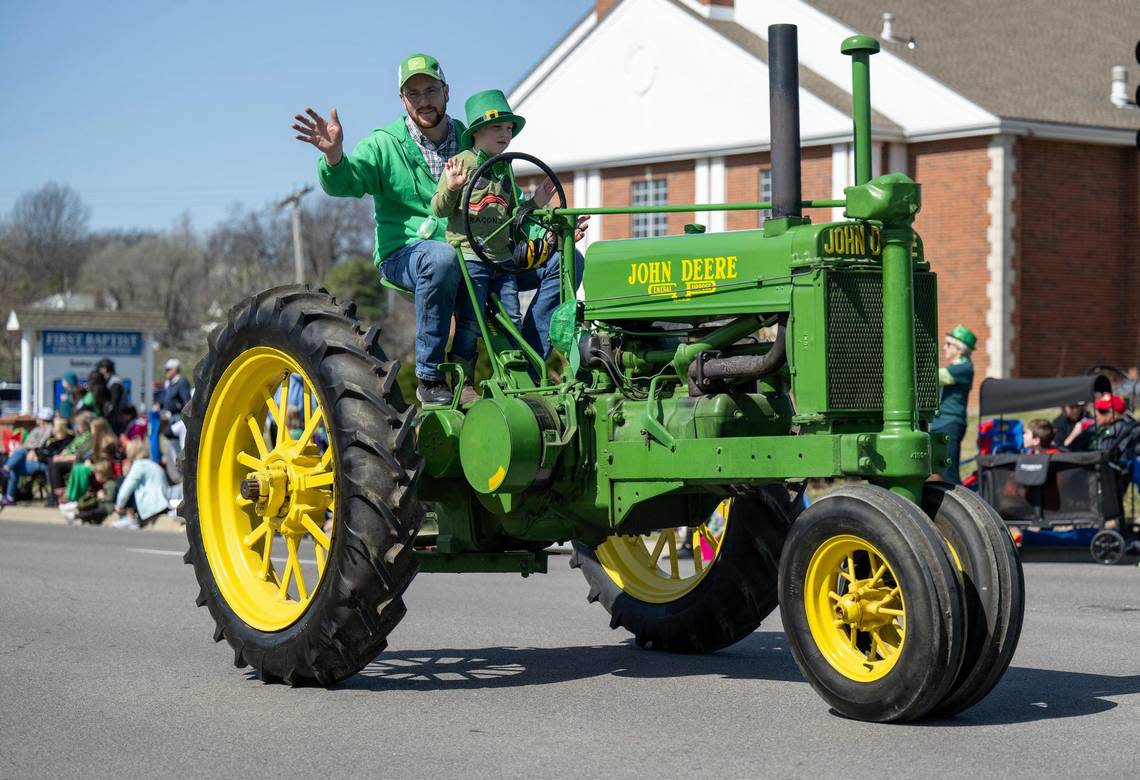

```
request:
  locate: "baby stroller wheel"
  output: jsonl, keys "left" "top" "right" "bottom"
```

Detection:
{"left": 1090, "top": 529, "right": 1125, "bottom": 565}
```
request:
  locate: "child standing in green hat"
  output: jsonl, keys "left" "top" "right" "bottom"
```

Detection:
{"left": 430, "top": 89, "right": 558, "bottom": 393}
{"left": 932, "top": 324, "right": 977, "bottom": 484}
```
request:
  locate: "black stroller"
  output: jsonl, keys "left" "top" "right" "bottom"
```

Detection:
{"left": 974, "top": 373, "right": 1139, "bottom": 564}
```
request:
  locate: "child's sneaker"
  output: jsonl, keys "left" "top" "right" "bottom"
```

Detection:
{"left": 111, "top": 515, "right": 140, "bottom": 530}
{"left": 0, "top": 494, "right": 14, "bottom": 508}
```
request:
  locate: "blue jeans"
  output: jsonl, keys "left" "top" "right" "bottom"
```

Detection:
{"left": 516, "top": 249, "right": 585, "bottom": 359}
{"left": 452, "top": 257, "right": 519, "bottom": 367}
{"left": 932, "top": 421, "right": 965, "bottom": 484}
{"left": 381, "top": 241, "right": 584, "bottom": 380}
{"left": 5, "top": 448, "right": 48, "bottom": 499}
{"left": 381, "top": 240, "right": 465, "bottom": 382}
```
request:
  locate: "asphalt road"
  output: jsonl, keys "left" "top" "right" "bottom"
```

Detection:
{"left": 2, "top": 519, "right": 1138, "bottom": 779}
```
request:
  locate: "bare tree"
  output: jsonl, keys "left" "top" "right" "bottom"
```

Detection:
{"left": 205, "top": 204, "right": 292, "bottom": 300}
{"left": 6, "top": 182, "right": 91, "bottom": 294}
{"left": 302, "top": 195, "right": 374, "bottom": 282}
{"left": 0, "top": 217, "right": 44, "bottom": 379}
{"left": 78, "top": 234, "right": 212, "bottom": 348}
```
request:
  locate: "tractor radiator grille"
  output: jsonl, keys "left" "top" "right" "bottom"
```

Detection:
{"left": 825, "top": 270, "right": 939, "bottom": 412}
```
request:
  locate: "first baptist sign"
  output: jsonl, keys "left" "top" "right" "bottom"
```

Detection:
{"left": 41, "top": 330, "right": 143, "bottom": 357}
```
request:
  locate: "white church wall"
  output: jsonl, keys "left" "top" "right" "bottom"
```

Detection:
{"left": 510, "top": 0, "right": 853, "bottom": 171}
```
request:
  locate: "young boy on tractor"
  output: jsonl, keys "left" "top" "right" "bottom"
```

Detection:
{"left": 429, "top": 89, "right": 559, "bottom": 399}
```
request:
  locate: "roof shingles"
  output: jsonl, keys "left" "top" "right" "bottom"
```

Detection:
{"left": 808, "top": 0, "right": 1140, "bottom": 130}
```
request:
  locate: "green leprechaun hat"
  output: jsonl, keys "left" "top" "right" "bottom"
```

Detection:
{"left": 946, "top": 324, "right": 977, "bottom": 351}
{"left": 460, "top": 89, "right": 525, "bottom": 148}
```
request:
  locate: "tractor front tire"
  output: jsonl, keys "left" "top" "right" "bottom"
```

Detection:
{"left": 922, "top": 483, "right": 1024, "bottom": 718}
{"left": 779, "top": 484, "right": 966, "bottom": 722}
{"left": 182, "top": 285, "right": 422, "bottom": 685}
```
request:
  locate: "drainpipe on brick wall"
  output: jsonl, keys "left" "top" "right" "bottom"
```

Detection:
{"left": 986, "top": 136, "right": 1016, "bottom": 379}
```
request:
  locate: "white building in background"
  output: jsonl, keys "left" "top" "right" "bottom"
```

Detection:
{"left": 6, "top": 306, "right": 166, "bottom": 416}
{"left": 507, "top": 0, "right": 1140, "bottom": 384}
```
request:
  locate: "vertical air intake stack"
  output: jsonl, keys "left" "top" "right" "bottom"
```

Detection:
{"left": 767, "top": 24, "right": 801, "bottom": 219}
{"left": 841, "top": 35, "right": 881, "bottom": 185}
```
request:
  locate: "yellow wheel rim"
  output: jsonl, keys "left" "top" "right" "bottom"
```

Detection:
{"left": 804, "top": 535, "right": 907, "bottom": 682}
{"left": 595, "top": 499, "right": 731, "bottom": 604}
{"left": 198, "top": 347, "right": 336, "bottom": 632}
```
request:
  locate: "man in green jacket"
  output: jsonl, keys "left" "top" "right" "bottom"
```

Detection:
{"left": 292, "top": 54, "right": 581, "bottom": 406}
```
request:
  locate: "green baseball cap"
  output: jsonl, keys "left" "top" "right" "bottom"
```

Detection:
{"left": 398, "top": 53, "right": 445, "bottom": 90}
{"left": 460, "top": 89, "right": 525, "bottom": 148}
{"left": 947, "top": 324, "right": 977, "bottom": 350}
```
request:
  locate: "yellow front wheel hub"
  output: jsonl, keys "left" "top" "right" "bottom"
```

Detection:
{"left": 804, "top": 535, "right": 907, "bottom": 682}
{"left": 198, "top": 347, "right": 336, "bottom": 632}
{"left": 595, "top": 499, "right": 731, "bottom": 603}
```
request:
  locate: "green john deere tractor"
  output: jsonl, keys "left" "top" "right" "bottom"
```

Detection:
{"left": 182, "top": 26, "right": 1023, "bottom": 722}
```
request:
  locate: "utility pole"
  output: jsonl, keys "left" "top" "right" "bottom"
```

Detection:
{"left": 276, "top": 185, "right": 313, "bottom": 284}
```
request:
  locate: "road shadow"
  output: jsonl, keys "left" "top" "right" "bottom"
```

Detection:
{"left": 321, "top": 634, "right": 1140, "bottom": 725}
{"left": 337, "top": 632, "right": 801, "bottom": 691}
{"left": 918, "top": 665, "right": 1140, "bottom": 726}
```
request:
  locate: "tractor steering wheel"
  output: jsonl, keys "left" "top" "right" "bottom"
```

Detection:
{"left": 461, "top": 151, "right": 567, "bottom": 270}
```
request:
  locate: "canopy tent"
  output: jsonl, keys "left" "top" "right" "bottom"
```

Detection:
{"left": 978, "top": 374, "right": 1113, "bottom": 417}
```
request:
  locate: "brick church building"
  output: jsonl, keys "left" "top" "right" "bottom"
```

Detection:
{"left": 510, "top": 0, "right": 1139, "bottom": 386}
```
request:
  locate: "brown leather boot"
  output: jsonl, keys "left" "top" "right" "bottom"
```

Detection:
{"left": 459, "top": 383, "right": 481, "bottom": 405}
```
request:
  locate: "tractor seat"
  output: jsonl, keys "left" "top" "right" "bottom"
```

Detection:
{"left": 380, "top": 277, "right": 414, "bottom": 301}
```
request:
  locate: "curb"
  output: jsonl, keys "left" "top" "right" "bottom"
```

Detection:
{"left": 0, "top": 502, "right": 184, "bottom": 533}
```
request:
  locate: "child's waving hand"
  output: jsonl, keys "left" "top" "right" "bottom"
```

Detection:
{"left": 444, "top": 157, "right": 469, "bottom": 192}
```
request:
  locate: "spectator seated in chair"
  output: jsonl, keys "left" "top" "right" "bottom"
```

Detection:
{"left": 59, "top": 418, "right": 125, "bottom": 519}
{"left": 46, "top": 412, "right": 98, "bottom": 507}
{"left": 1, "top": 407, "right": 58, "bottom": 506}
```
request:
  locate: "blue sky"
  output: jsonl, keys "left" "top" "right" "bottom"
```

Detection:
{"left": 0, "top": 0, "right": 593, "bottom": 232}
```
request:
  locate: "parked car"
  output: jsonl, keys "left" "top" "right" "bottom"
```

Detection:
{"left": 0, "top": 382, "right": 21, "bottom": 417}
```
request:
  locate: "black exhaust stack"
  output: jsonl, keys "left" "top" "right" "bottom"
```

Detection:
{"left": 768, "top": 24, "right": 801, "bottom": 219}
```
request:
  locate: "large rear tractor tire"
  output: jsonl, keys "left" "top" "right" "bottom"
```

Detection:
{"left": 922, "top": 482, "right": 1024, "bottom": 718}
{"left": 779, "top": 484, "right": 966, "bottom": 722}
{"left": 182, "top": 285, "right": 422, "bottom": 685}
{"left": 571, "top": 487, "right": 791, "bottom": 652}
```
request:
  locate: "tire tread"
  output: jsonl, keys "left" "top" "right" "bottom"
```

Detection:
{"left": 182, "top": 284, "right": 421, "bottom": 686}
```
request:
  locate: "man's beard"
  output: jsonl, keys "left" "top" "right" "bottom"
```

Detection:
{"left": 409, "top": 103, "right": 446, "bottom": 130}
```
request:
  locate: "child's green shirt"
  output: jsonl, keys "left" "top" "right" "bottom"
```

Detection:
{"left": 430, "top": 149, "right": 534, "bottom": 261}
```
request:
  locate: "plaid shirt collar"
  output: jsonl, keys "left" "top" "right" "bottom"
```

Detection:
{"left": 405, "top": 115, "right": 457, "bottom": 181}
